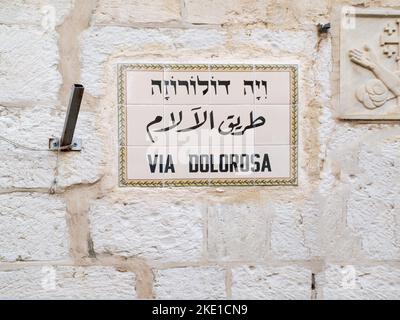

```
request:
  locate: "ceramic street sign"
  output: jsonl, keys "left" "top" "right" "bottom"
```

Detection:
{"left": 118, "top": 64, "right": 298, "bottom": 187}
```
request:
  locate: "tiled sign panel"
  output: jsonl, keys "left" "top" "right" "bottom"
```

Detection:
{"left": 118, "top": 64, "right": 298, "bottom": 187}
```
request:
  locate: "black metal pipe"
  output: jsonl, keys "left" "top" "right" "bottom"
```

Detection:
{"left": 60, "top": 84, "right": 84, "bottom": 148}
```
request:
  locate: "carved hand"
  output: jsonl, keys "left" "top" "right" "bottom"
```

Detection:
{"left": 348, "top": 46, "right": 378, "bottom": 70}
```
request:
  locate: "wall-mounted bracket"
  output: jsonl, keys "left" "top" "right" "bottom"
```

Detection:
{"left": 318, "top": 22, "right": 331, "bottom": 34}
{"left": 49, "top": 84, "right": 84, "bottom": 151}
{"left": 49, "top": 137, "right": 82, "bottom": 151}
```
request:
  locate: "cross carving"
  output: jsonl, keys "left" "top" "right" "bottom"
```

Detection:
{"left": 380, "top": 20, "right": 400, "bottom": 64}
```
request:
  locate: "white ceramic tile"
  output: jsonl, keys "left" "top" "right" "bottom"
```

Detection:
{"left": 254, "top": 70, "right": 291, "bottom": 105}
{"left": 126, "top": 70, "right": 164, "bottom": 105}
{"left": 126, "top": 105, "right": 165, "bottom": 146}
{"left": 163, "top": 105, "right": 211, "bottom": 147}
{"left": 254, "top": 105, "right": 291, "bottom": 145}
{"left": 251, "top": 145, "right": 292, "bottom": 179}
{"left": 209, "top": 105, "right": 255, "bottom": 147}
{"left": 120, "top": 64, "right": 297, "bottom": 186}
{"left": 124, "top": 145, "right": 292, "bottom": 183}
{"left": 163, "top": 145, "right": 211, "bottom": 182}
{"left": 209, "top": 68, "right": 255, "bottom": 105}
{"left": 163, "top": 67, "right": 211, "bottom": 105}
{"left": 208, "top": 145, "right": 291, "bottom": 180}
{"left": 208, "top": 145, "right": 257, "bottom": 181}
{"left": 126, "top": 146, "right": 171, "bottom": 181}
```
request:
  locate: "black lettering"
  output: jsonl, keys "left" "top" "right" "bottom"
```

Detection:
{"left": 189, "top": 154, "right": 198, "bottom": 172}
{"left": 209, "top": 154, "right": 218, "bottom": 172}
{"left": 200, "top": 154, "right": 209, "bottom": 172}
{"left": 219, "top": 154, "right": 229, "bottom": 172}
{"left": 240, "top": 154, "right": 249, "bottom": 171}
{"left": 261, "top": 154, "right": 272, "bottom": 172}
{"left": 147, "top": 154, "right": 158, "bottom": 173}
{"left": 230, "top": 154, "right": 239, "bottom": 172}
{"left": 251, "top": 154, "right": 260, "bottom": 172}
{"left": 165, "top": 154, "right": 175, "bottom": 173}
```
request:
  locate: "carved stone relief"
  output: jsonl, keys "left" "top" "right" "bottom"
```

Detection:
{"left": 339, "top": 8, "right": 400, "bottom": 119}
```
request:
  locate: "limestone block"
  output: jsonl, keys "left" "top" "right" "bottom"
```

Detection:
{"left": 0, "top": 0, "right": 73, "bottom": 26}
{"left": 0, "top": 193, "right": 69, "bottom": 262}
{"left": 89, "top": 196, "right": 203, "bottom": 263}
{"left": 207, "top": 202, "right": 268, "bottom": 261}
{"left": 0, "top": 106, "right": 105, "bottom": 189}
{"left": 93, "top": 0, "right": 181, "bottom": 24}
{"left": 319, "top": 265, "right": 400, "bottom": 299}
{"left": 0, "top": 26, "right": 61, "bottom": 104}
{"left": 0, "top": 266, "right": 136, "bottom": 299}
{"left": 232, "top": 265, "right": 311, "bottom": 299}
{"left": 154, "top": 266, "right": 226, "bottom": 299}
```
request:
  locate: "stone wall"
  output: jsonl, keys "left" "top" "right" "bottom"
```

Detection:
{"left": 1, "top": 0, "right": 400, "bottom": 299}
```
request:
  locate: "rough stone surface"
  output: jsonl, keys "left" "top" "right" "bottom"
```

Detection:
{"left": 319, "top": 265, "right": 400, "bottom": 300}
{"left": 185, "top": 0, "right": 329, "bottom": 27}
{"left": 268, "top": 196, "right": 320, "bottom": 260}
{"left": 80, "top": 26, "right": 227, "bottom": 97}
{"left": 185, "top": 0, "right": 267, "bottom": 25}
{"left": 263, "top": 0, "right": 329, "bottom": 29}
{"left": 0, "top": 193, "right": 69, "bottom": 262}
{"left": 323, "top": 125, "right": 400, "bottom": 260}
{"left": 0, "top": 106, "right": 105, "bottom": 189}
{"left": 89, "top": 196, "right": 203, "bottom": 263}
{"left": 345, "top": 132, "right": 400, "bottom": 260}
{"left": 207, "top": 202, "right": 268, "bottom": 261}
{"left": 1, "top": 0, "right": 400, "bottom": 300}
{"left": 0, "top": 25, "right": 61, "bottom": 104}
{"left": 231, "top": 266, "right": 311, "bottom": 299}
{"left": 316, "top": 183, "right": 364, "bottom": 261}
{"left": 154, "top": 267, "right": 226, "bottom": 299}
{"left": 233, "top": 29, "right": 318, "bottom": 56}
{"left": 93, "top": 0, "right": 181, "bottom": 24}
{"left": 0, "top": 0, "right": 73, "bottom": 26}
{"left": 0, "top": 266, "right": 136, "bottom": 299}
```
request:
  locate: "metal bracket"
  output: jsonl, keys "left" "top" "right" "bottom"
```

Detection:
{"left": 318, "top": 22, "right": 331, "bottom": 34}
{"left": 49, "top": 84, "right": 84, "bottom": 151}
{"left": 49, "top": 137, "right": 82, "bottom": 151}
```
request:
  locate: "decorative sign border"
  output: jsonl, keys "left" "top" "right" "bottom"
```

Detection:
{"left": 118, "top": 63, "right": 298, "bottom": 187}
